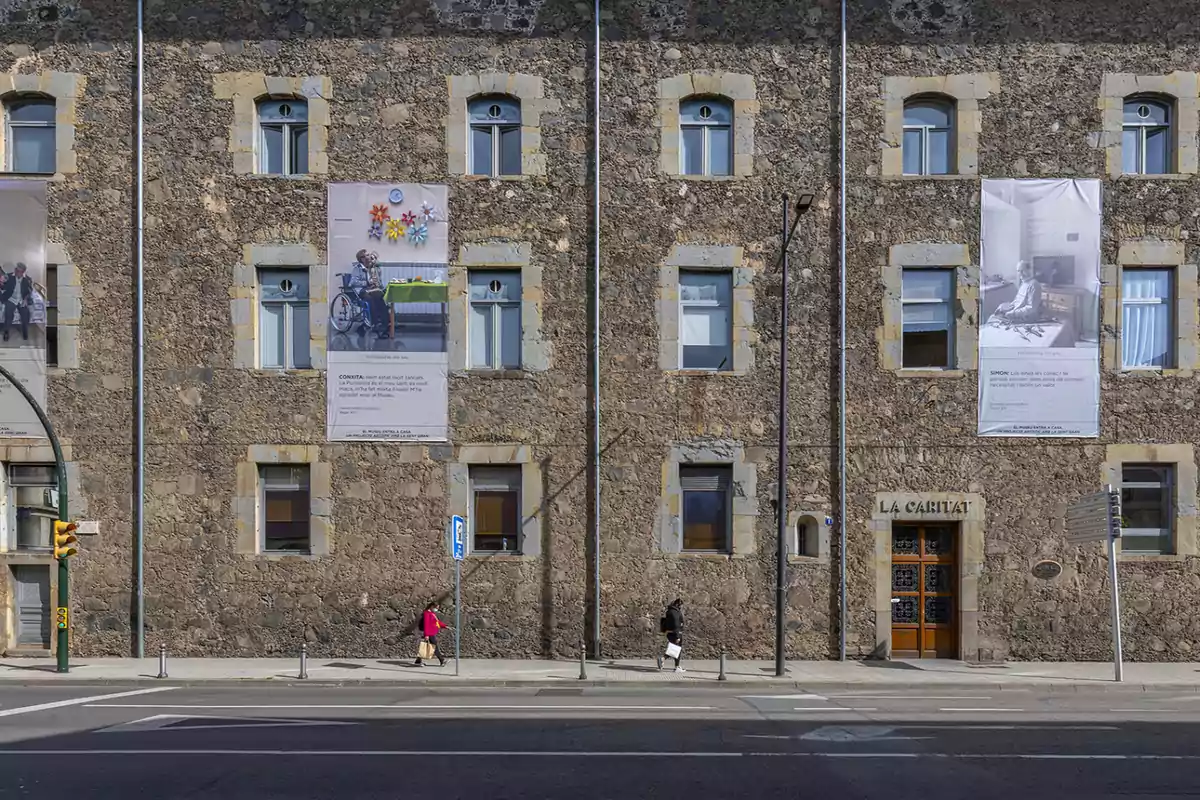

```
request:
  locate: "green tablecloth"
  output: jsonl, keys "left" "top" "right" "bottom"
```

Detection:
{"left": 383, "top": 281, "right": 449, "bottom": 304}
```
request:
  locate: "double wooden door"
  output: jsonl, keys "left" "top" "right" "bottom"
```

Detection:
{"left": 890, "top": 523, "right": 957, "bottom": 659}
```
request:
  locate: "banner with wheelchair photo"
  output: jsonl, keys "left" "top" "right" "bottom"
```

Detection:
{"left": 0, "top": 181, "right": 49, "bottom": 439}
{"left": 326, "top": 182, "right": 450, "bottom": 441}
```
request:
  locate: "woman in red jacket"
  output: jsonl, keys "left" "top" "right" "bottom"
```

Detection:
{"left": 416, "top": 601, "right": 448, "bottom": 667}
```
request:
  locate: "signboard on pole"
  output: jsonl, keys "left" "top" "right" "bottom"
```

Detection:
{"left": 449, "top": 514, "right": 465, "bottom": 676}
{"left": 1065, "top": 486, "right": 1124, "bottom": 682}
{"left": 451, "top": 514, "right": 465, "bottom": 561}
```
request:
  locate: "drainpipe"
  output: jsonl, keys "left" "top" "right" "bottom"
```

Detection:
{"left": 134, "top": 0, "right": 146, "bottom": 659}
{"left": 837, "top": 0, "right": 849, "bottom": 662}
{"left": 590, "top": 0, "right": 602, "bottom": 659}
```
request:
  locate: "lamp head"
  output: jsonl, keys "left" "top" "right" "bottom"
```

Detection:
{"left": 794, "top": 192, "right": 815, "bottom": 214}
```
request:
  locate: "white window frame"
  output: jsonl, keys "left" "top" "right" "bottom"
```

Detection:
{"left": 5, "top": 464, "right": 57, "bottom": 552}
{"left": 680, "top": 464, "right": 732, "bottom": 554}
{"left": 902, "top": 97, "right": 955, "bottom": 176}
{"left": 3, "top": 95, "right": 56, "bottom": 174}
{"left": 1120, "top": 463, "right": 1175, "bottom": 555}
{"left": 1120, "top": 266, "right": 1175, "bottom": 370}
{"left": 469, "top": 465, "right": 523, "bottom": 554}
{"left": 257, "top": 268, "right": 311, "bottom": 370}
{"left": 900, "top": 267, "right": 955, "bottom": 369}
{"left": 678, "top": 269, "right": 733, "bottom": 372}
{"left": 257, "top": 464, "right": 311, "bottom": 554}
{"left": 256, "top": 98, "right": 309, "bottom": 177}
{"left": 468, "top": 270, "right": 522, "bottom": 370}
{"left": 469, "top": 95, "right": 522, "bottom": 178}
{"left": 1122, "top": 96, "right": 1172, "bottom": 176}
{"left": 679, "top": 97, "right": 733, "bottom": 177}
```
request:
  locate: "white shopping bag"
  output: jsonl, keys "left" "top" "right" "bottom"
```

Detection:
{"left": 665, "top": 642, "right": 682, "bottom": 659}
{"left": 28, "top": 290, "right": 46, "bottom": 326}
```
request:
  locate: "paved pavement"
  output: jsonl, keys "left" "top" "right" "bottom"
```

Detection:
{"left": 0, "top": 683, "right": 1199, "bottom": 798}
{"left": 2, "top": 656, "right": 1199, "bottom": 689}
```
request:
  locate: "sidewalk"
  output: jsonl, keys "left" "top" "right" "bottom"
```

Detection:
{"left": 1, "top": 656, "right": 1198, "bottom": 689}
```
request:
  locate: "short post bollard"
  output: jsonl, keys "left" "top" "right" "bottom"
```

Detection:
{"left": 156, "top": 643, "right": 168, "bottom": 679}
{"left": 299, "top": 643, "right": 309, "bottom": 680}
{"left": 578, "top": 637, "right": 587, "bottom": 680}
{"left": 718, "top": 647, "right": 727, "bottom": 682}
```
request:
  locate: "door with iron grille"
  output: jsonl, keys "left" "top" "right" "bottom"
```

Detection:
{"left": 890, "top": 522, "right": 957, "bottom": 659}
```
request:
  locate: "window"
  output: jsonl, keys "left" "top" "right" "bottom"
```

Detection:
{"left": 1121, "top": 267, "right": 1174, "bottom": 369}
{"left": 680, "top": 97, "right": 732, "bottom": 177}
{"left": 257, "top": 98, "right": 308, "bottom": 176}
{"left": 1122, "top": 97, "right": 1172, "bottom": 175}
{"left": 469, "top": 95, "right": 521, "bottom": 177}
{"left": 4, "top": 96, "right": 56, "bottom": 174}
{"left": 794, "top": 515, "right": 820, "bottom": 558}
{"left": 7, "top": 464, "right": 57, "bottom": 551}
{"left": 902, "top": 97, "right": 954, "bottom": 176}
{"left": 470, "top": 466, "right": 521, "bottom": 553}
{"left": 681, "top": 465, "right": 731, "bottom": 552}
{"left": 468, "top": 271, "right": 521, "bottom": 369}
{"left": 258, "top": 268, "right": 310, "bottom": 369}
{"left": 1120, "top": 464, "right": 1174, "bottom": 554}
{"left": 259, "top": 465, "right": 310, "bottom": 552}
{"left": 43, "top": 265, "right": 57, "bottom": 368}
{"left": 901, "top": 268, "right": 954, "bottom": 368}
{"left": 679, "top": 270, "right": 732, "bottom": 371}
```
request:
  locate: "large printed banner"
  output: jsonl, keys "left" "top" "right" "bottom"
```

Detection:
{"left": 0, "top": 181, "right": 48, "bottom": 438}
{"left": 978, "top": 179, "right": 1101, "bottom": 437}
{"left": 326, "top": 183, "right": 450, "bottom": 441}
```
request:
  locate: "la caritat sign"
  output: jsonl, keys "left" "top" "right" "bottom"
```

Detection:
{"left": 877, "top": 499, "right": 971, "bottom": 515}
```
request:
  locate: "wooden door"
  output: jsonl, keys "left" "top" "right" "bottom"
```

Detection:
{"left": 890, "top": 523, "right": 957, "bottom": 659}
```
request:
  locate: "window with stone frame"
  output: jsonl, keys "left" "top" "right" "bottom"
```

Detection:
{"left": 42, "top": 264, "right": 57, "bottom": 367}
{"left": 679, "top": 96, "right": 733, "bottom": 177}
{"left": 257, "top": 267, "right": 311, "bottom": 370}
{"left": 901, "top": 267, "right": 955, "bottom": 368}
{"left": 1122, "top": 96, "right": 1174, "bottom": 176}
{"left": 469, "top": 466, "right": 522, "bottom": 553}
{"left": 1120, "top": 463, "right": 1175, "bottom": 555}
{"left": 469, "top": 95, "right": 521, "bottom": 177}
{"left": 902, "top": 95, "right": 955, "bottom": 176}
{"left": 259, "top": 464, "right": 311, "bottom": 553}
{"left": 680, "top": 465, "right": 732, "bottom": 552}
{"left": 257, "top": 97, "right": 309, "bottom": 176}
{"left": 1120, "top": 266, "right": 1175, "bottom": 369}
{"left": 3, "top": 94, "right": 55, "bottom": 174}
{"left": 468, "top": 270, "right": 521, "bottom": 369}
{"left": 679, "top": 269, "right": 733, "bottom": 371}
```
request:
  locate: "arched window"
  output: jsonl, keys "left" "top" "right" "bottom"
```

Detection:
{"left": 257, "top": 98, "right": 308, "bottom": 176}
{"left": 902, "top": 96, "right": 955, "bottom": 176}
{"left": 4, "top": 95, "right": 56, "bottom": 174}
{"left": 680, "top": 96, "right": 732, "bottom": 176}
{"left": 469, "top": 95, "right": 521, "bottom": 177}
{"left": 1123, "top": 96, "right": 1172, "bottom": 175}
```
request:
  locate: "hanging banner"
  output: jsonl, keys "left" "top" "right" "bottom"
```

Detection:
{"left": 978, "top": 179, "right": 1101, "bottom": 437}
{"left": 326, "top": 183, "right": 449, "bottom": 441}
{"left": 0, "top": 181, "right": 48, "bottom": 438}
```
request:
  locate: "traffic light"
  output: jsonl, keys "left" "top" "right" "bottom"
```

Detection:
{"left": 53, "top": 521, "right": 78, "bottom": 560}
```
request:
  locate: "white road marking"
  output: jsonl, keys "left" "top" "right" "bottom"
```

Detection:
{"left": 0, "top": 687, "right": 176, "bottom": 719}
{"left": 823, "top": 695, "right": 995, "bottom": 700}
{"left": 86, "top": 704, "right": 716, "bottom": 711}
{"left": 95, "top": 715, "right": 361, "bottom": 734}
{"left": 0, "top": 750, "right": 1193, "bottom": 760}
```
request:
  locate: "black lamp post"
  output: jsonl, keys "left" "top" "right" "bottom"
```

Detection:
{"left": 776, "top": 191, "right": 815, "bottom": 678}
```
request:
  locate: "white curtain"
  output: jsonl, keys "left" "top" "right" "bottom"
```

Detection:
{"left": 1122, "top": 270, "right": 1170, "bottom": 368}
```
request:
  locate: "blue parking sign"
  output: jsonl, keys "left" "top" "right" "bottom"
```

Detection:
{"left": 451, "top": 515, "right": 465, "bottom": 561}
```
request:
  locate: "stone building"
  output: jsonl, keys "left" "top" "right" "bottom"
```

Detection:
{"left": 0, "top": 0, "right": 1197, "bottom": 664}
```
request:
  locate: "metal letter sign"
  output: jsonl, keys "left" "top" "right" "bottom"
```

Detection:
{"left": 451, "top": 515, "right": 465, "bottom": 561}
{"left": 1065, "top": 486, "right": 1125, "bottom": 682}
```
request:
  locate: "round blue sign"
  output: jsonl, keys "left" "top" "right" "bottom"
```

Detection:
{"left": 388, "top": 188, "right": 404, "bottom": 205}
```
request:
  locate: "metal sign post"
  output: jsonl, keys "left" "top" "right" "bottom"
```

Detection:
{"left": 1066, "top": 485, "right": 1123, "bottom": 682}
{"left": 451, "top": 514, "right": 465, "bottom": 677}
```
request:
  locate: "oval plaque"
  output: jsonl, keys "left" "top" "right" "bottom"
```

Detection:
{"left": 1032, "top": 560, "right": 1063, "bottom": 580}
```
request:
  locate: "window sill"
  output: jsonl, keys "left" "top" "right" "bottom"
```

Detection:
{"left": 250, "top": 368, "right": 322, "bottom": 378}
{"left": 788, "top": 554, "right": 827, "bottom": 565}
{"left": 458, "top": 174, "right": 532, "bottom": 183}
{"left": 1114, "top": 173, "right": 1194, "bottom": 181}
{"left": 895, "top": 368, "right": 966, "bottom": 379}
{"left": 241, "top": 173, "right": 321, "bottom": 181}
{"left": 0, "top": 171, "right": 65, "bottom": 182}
{"left": 0, "top": 550, "right": 55, "bottom": 561}
{"left": 667, "top": 174, "right": 746, "bottom": 182}
{"left": 1116, "top": 552, "right": 1189, "bottom": 561}
{"left": 1115, "top": 368, "right": 1192, "bottom": 378}
{"left": 250, "top": 551, "right": 322, "bottom": 561}
{"left": 877, "top": 174, "right": 977, "bottom": 181}
{"left": 466, "top": 552, "right": 535, "bottom": 562}
{"left": 672, "top": 552, "right": 741, "bottom": 561}
{"left": 458, "top": 368, "right": 530, "bottom": 379}
{"left": 669, "top": 369, "right": 741, "bottom": 377}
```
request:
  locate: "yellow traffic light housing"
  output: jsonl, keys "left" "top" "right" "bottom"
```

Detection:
{"left": 53, "top": 521, "right": 78, "bottom": 560}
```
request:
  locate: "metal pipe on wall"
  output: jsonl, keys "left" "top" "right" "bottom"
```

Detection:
{"left": 590, "top": 0, "right": 602, "bottom": 659}
{"left": 775, "top": 196, "right": 790, "bottom": 678}
{"left": 837, "top": 0, "right": 849, "bottom": 662}
{"left": 135, "top": 0, "right": 146, "bottom": 660}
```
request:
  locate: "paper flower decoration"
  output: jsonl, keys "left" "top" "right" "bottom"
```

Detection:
{"left": 368, "top": 222, "right": 383, "bottom": 240}
{"left": 388, "top": 188, "right": 405, "bottom": 205}
{"left": 420, "top": 201, "right": 441, "bottom": 222}
{"left": 386, "top": 219, "right": 405, "bottom": 241}
{"left": 400, "top": 210, "right": 417, "bottom": 226}
{"left": 370, "top": 204, "right": 390, "bottom": 224}
{"left": 407, "top": 222, "right": 429, "bottom": 246}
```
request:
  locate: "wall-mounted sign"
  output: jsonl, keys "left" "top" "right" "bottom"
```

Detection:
{"left": 877, "top": 499, "right": 971, "bottom": 516}
{"left": 1031, "top": 560, "right": 1063, "bottom": 580}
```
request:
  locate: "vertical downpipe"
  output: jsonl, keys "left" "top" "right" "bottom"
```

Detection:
{"left": 135, "top": 0, "right": 147, "bottom": 660}
{"left": 590, "top": 0, "right": 603, "bottom": 659}
{"left": 837, "top": 0, "right": 849, "bottom": 662}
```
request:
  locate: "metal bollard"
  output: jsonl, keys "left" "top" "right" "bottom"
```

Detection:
{"left": 578, "top": 637, "right": 587, "bottom": 680}
{"left": 299, "top": 643, "right": 309, "bottom": 680}
{"left": 156, "top": 643, "right": 168, "bottom": 679}
{"left": 718, "top": 647, "right": 727, "bottom": 682}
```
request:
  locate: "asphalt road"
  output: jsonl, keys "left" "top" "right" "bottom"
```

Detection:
{"left": 1, "top": 684, "right": 1199, "bottom": 799}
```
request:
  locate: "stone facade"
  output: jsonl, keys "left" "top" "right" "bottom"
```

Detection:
{"left": 1, "top": 0, "right": 1200, "bottom": 664}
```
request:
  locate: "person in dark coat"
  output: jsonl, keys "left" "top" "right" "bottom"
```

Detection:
{"left": 660, "top": 598, "right": 684, "bottom": 672}
{"left": 1, "top": 263, "right": 33, "bottom": 342}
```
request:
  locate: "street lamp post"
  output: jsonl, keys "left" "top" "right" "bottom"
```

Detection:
{"left": 776, "top": 191, "right": 814, "bottom": 678}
